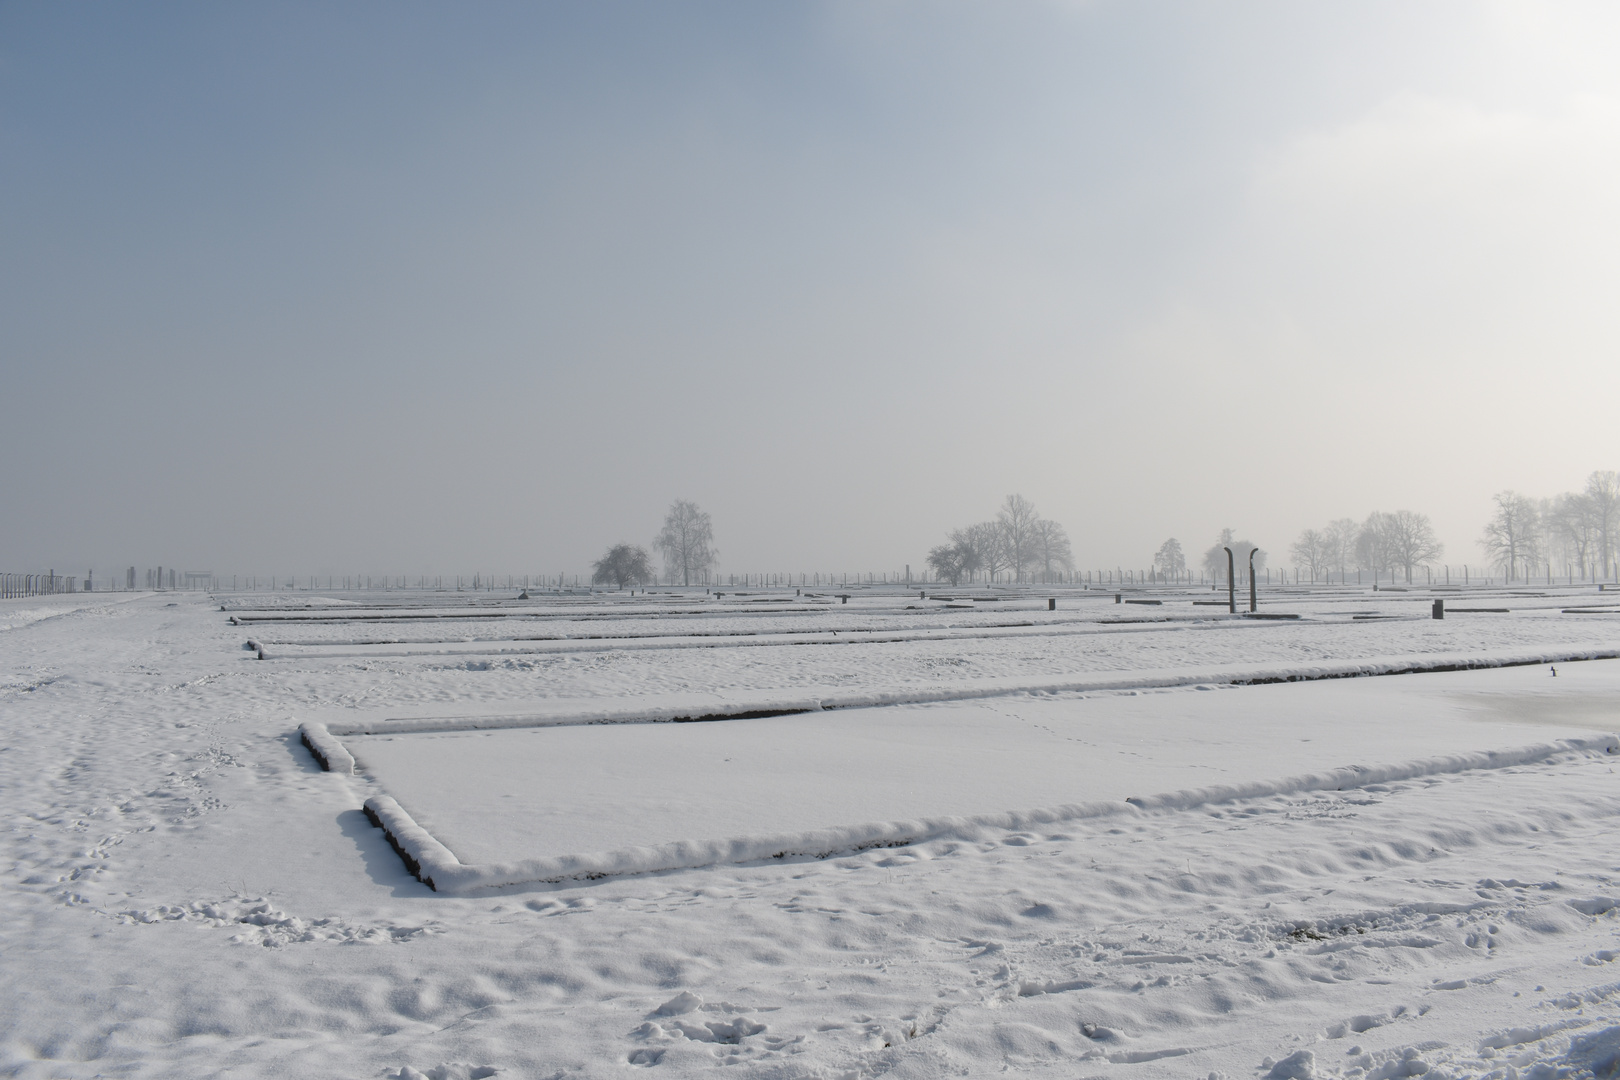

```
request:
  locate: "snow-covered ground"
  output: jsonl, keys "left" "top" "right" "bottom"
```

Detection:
{"left": 6, "top": 589, "right": 1620, "bottom": 1079}
{"left": 347, "top": 667, "right": 1618, "bottom": 877}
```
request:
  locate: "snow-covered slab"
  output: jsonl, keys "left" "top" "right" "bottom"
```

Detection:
{"left": 319, "top": 645, "right": 1620, "bottom": 736}
{"left": 252, "top": 620, "right": 1180, "bottom": 659}
{"left": 347, "top": 659, "right": 1620, "bottom": 891}
{"left": 242, "top": 603, "right": 1620, "bottom": 657}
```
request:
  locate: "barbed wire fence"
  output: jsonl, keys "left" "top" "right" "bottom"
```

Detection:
{"left": 0, "top": 571, "right": 79, "bottom": 598}
{"left": 0, "top": 566, "right": 214, "bottom": 598}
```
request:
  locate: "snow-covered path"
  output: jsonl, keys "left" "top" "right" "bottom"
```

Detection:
{"left": 5, "top": 592, "right": 1620, "bottom": 1079}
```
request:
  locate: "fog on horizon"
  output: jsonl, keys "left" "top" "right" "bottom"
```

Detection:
{"left": 4, "top": 2, "right": 1618, "bottom": 582}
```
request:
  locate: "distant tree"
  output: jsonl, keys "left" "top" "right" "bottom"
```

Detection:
{"left": 1550, "top": 492, "right": 1600, "bottom": 579}
{"left": 592, "top": 544, "right": 654, "bottom": 589}
{"left": 654, "top": 499, "right": 717, "bottom": 586}
{"left": 1201, "top": 529, "right": 1235, "bottom": 580}
{"left": 943, "top": 528, "right": 986, "bottom": 583}
{"left": 1534, "top": 496, "right": 1561, "bottom": 576}
{"left": 1586, "top": 470, "right": 1620, "bottom": 579}
{"left": 1355, "top": 512, "right": 1395, "bottom": 579}
{"left": 1378, "top": 510, "right": 1443, "bottom": 584}
{"left": 931, "top": 499, "right": 1070, "bottom": 584}
{"left": 1031, "top": 519, "right": 1074, "bottom": 582}
{"left": 962, "top": 521, "right": 1011, "bottom": 583}
{"left": 1479, "top": 491, "right": 1541, "bottom": 581}
{"left": 927, "top": 542, "right": 972, "bottom": 585}
{"left": 1322, "top": 518, "right": 1359, "bottom": 583}
{"left": 1202, "top": 529, "right": 1264, "bottom": 584}
{"left": 1289, "top": 529, "right": 1328, "bottom": 583}
{"left": 1153, "top": 538, "right": 1185, "bottom": 579}
{"left": 997, "top": 494, "right": 1041, "bottom": 582}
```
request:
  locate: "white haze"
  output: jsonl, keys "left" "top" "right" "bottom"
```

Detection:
{"left": 2, "top": 2, "right": 1618, "bottom": 578}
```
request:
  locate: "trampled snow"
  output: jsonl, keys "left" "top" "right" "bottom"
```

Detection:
{"left": 6, "top": 586, "right": 1620, "bottom": 1079}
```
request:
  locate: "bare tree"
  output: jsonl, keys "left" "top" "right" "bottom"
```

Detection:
{"left": 654, "top": 499, "right": 717, "bottom": 587}
{"left": 1289, "top": 529, "right": 1328, "bottom": 583}
{"left": 1322, "top": 518, "right": 1359, "bottom": 583}
{"left": 959, "top": 521, "right": 1010, "bottom": 582}
{"left": 1550, "top": 492, "right": 1600, "bottom": 579}
{"left": 1378, "top": 510, "right": 1443, "bottom": 584}
{"left": 592, "top": 544, "right": 654, "bottom": 589}
{"left": 946, "top": 524, "right": 978, "bottom": 582}
{"left": 932, "top": 499, "right": 1070, "bottom": 584}
{"left": 997, "top": 494, "right": 1041, "bottom": 582}
{"left": 1479, "top": 491, "right": 1541, "bottom": 581}
{"left": 1535, "top": 496, "right": 1558, "bottom": 576}
{"left": 1153, "top": 538, "right": 1185, "bottom": 580}
{"left": 1586, "top": 470, "right": 1620, "bottom": 579}
{"left": 1031, "top": 518, "right": 1074, "bottom": 582}
{"left": 927, "top": 541, "right": 973, "bottom": 585}
{"left": 1354, "top": 512, "right": 1397, "bottom": 580}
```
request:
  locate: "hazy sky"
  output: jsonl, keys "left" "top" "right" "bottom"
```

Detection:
{"left": 4, "top": 2, "right": 1618, "bottom": 579}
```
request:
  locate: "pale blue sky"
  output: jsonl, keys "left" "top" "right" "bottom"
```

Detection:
{"left": 4, "top": 3, "right": 1618, "bottom": 578}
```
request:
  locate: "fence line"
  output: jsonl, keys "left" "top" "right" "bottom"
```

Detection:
{"left": 0, "top": 566, "right": 193, "bottom": 597}
{"left": 0, "top": 571, "right": 77, "bottom": 598}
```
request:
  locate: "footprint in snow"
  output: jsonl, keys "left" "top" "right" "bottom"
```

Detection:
{"left": 637, "top": 992, "right": 768, "bottom": 1048}
{"left": 386, "top": 1065, "right": 496, "bottom": 1080}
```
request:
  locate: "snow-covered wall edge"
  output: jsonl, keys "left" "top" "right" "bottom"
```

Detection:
{"left": 362, "top": 795, "right": 464, "bottom": 891}
{"left": 298, "top": 722, "right": 355, "bottom": 775}
{"left": 362, "top": 734, "right": 1618, "bottom": 894}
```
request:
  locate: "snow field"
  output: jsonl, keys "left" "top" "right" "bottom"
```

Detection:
{"left": 6, "top": 591, "right": 1620, "bottom": 1078}
{"left": 343, "top": 665, "right": 1620, "bottom": 889}
{"left": 240, "top": 587, "right": 1620, "bottom": 666}
{"left": 253, "top": 593, "right": 1620, "bottom": 730}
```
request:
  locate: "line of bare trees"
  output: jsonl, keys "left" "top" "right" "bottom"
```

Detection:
{"left": 927, "top": 495, "right": 1074, "bottom": 585}
{"left": 595, "top": 473, "right": 1620, "bottom": 595}
{"left": 1281, "top": 472, "right": 1620, "bottom": 587}
{"left": 1290, "top": 511, "right": 1442, "bottom": 585}
{"left": 1480, "top": 471, "right": 1620, "bottom": 582}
